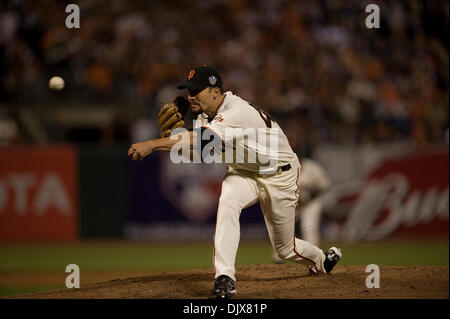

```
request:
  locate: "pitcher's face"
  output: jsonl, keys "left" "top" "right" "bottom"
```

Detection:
{"left": 187, "top": 87, "right": 221, "bottom": 116}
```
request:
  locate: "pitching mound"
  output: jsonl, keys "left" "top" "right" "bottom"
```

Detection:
{"left": 7, "top": 265, "right": 448, "bottom": 299}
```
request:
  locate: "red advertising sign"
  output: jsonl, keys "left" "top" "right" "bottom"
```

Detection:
{"left": 0, "top": 146, "right": 78, "bottom": 241}
{"left": 367, "top": 151, "right": 448, "bottom": 238}
{"left": 322, "top": 149, "right": 449, "bottom": 241}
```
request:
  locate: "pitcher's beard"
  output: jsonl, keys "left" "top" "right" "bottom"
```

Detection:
{"left": 191, "top": 109, "right": 202, "bottom": 117}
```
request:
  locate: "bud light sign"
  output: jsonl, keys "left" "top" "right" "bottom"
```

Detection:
{"left": 322, "top": 149, "right": 448, "bottom": 242}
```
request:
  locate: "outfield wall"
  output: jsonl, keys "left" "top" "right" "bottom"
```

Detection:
{"left": 0, "top": 144, "right": 448, "bottom": 242}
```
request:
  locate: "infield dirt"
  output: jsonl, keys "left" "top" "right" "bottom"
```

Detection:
{"left": 6, "top": 265, "right": 448, "bottom": 299}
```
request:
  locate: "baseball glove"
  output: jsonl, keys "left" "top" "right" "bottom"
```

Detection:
{"left": 157, "top": 96, "right": 190, "bottom": 137}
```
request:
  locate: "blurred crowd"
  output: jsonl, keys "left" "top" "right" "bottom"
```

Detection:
{"left": 0, "top": 0, "right": 448, "bottom": 152}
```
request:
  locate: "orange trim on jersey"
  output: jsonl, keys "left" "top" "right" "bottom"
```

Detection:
{"left": 292, "top": 167, "right": 319, "bottom": 272}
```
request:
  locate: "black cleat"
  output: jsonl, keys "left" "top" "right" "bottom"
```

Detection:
{"left": 323, "top": 247, "right": 342, "bottom": 273}
{"left": 212, "top": 275, "right": 236, "bottom": 299}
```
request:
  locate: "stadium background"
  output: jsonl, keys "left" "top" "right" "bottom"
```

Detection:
{"left": 0, "top": 0, "right": 448, "bottom": 297}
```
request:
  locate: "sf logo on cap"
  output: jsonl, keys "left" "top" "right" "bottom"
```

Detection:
{"left": 188, "top": 70, "right": 195, "bottom": 80}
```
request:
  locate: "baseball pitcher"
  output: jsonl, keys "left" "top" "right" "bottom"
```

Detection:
{"left": 128, "top": 66, "right": 342, "bottom": 298}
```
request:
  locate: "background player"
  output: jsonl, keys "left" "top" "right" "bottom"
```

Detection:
{"left": 128, "top": 66, "right": 342, "bottom": 298}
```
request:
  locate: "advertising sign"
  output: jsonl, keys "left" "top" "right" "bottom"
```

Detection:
{"left": 0, "top": 147, "right": 78, "bottom": 241}
{"left": 320, "top": 148, "right": 448, "bottom": 241}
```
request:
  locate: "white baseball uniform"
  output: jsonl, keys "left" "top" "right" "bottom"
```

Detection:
{"left": 297, "top": 158, "right": 331, "bottom": 246}
{"left": 194, "top": 91, "right": 327, "bottom": 281}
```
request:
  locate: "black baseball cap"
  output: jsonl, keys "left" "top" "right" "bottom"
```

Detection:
{"left": 177, "top": 65, "right": 223, "bottom": 91}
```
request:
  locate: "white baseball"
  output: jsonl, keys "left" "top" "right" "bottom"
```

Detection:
{"left": 49, "top": 76, "right": 65, "bottom": 90}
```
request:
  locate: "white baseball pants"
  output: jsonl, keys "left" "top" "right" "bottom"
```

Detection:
{"left": 299, "top": 199, "right": 323, "bottom": 247}
{"left": 213, "top": 157, "right": 326, "bottom": 281}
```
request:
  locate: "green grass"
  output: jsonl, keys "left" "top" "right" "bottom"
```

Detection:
{"left": 0, "top": 239, "right": 447, "bottom": 272}
{"left": 0, "top": 239, "right": 447, "bottom": 297}
{"left": 1, "top": 242, "right": 215, "bottom": 271}
{"left": 0, "top": 241, "right": 274, "bottom": 272}
{"left": 327, "top": 240, "right": 449, "bottom": 266}
{"left": 0, "top": 285, "right": 64, "bottom": 297}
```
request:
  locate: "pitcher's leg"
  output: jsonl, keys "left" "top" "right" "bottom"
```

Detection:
{"left": 299, "top": 199, "right": 322, "bottom": 247}
{"left": 263, "top": 202, "right": 325, "bottom": 272}
{"left": 260, "top": 168, "right": 326, "bottom": 273}
{"left": 214, "top": 173, "right": 258, "bottom": 281}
